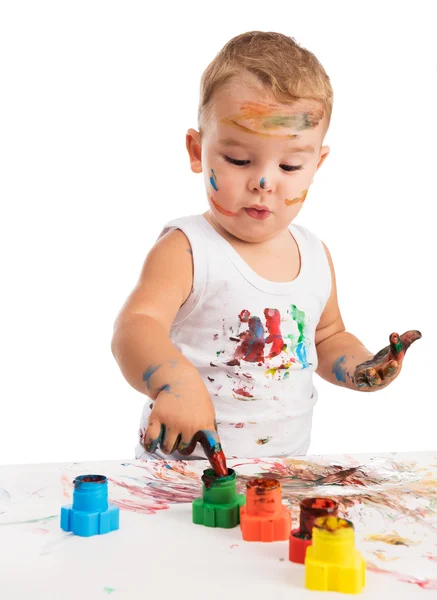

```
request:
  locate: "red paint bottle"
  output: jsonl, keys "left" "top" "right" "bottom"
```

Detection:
{"left": 289, "top": 497, "right": 338, "bottom": 564}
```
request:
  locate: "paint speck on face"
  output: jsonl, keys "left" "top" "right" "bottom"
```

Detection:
{"left": 209, "top": 194, "right": 237, "bottom": 216}
{"left": 332, "top": 355, "right": 347, "bottom": 383}
{"left": 210, "top": 169, "right": 219, "bottom": 191}
{"left": 285, "top": 189, "right": 308, "bottom": 206}
{"left": 256, "top": 436, "right": 273, "bottom": 445}
{"left": 260, "top": 177, "right": 267, "bottom": 189}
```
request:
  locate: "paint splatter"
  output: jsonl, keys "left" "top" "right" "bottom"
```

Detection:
{"left": 260, "top": 177, "right": 267, "bottom": 189}
{"left": 264, "top": 308, "right": 284, "bottom": 358}
{"left": 332, "top": 355, "right": 347, "bottom": 383}
{"left": 290, "top": 304, "right": 310, "bottom": 368}
{"left": 103, "top": 588, "right": 117, "bottom": 595}
{"left": 364, "top": 533, "right": 419, "bottom": 547}
{"left": 371, "top": 550, "right": 399, "bottom": 562}
{"left": 424, "top": 553, "right": 437, "bottom": 563}
{"left": 210, "top": 169, "right": 219, "bottom": 191}
{"left": 367, "top": 562, "right": 437, "bottom": 590}
{"left": 233, "top": 387, "right": 254, "bottom": 399}
{"left": 256, "top": 437, "right": 273, "bottom": 445}
{"left": 32, "top": 528, "right": 50, "bottom": 535}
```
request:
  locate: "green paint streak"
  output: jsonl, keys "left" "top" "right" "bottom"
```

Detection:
{"left": 103, "top": 588, "right": 117, "bottom": 595}
{"left": 291, "top": 304, "right": 306, "bottom": 343}
{"left": 0, "top": 515, "right": 58, "bottom": 526}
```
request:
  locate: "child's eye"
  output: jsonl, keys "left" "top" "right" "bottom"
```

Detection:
{"left": 280, "top": 164, "right": 303, "bottom": 172}
{"left": 224, "top": 155, "right": 303, "bottom": 172}
{"left": 224, "top": 155, "right": 250, "bottom": 166}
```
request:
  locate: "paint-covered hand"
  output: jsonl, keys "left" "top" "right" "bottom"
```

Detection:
{"left": 143, "top": 384, "right": 227, "bottom": 475}
{"left": 353, "top": 330, "right": 421, "bottom": 390}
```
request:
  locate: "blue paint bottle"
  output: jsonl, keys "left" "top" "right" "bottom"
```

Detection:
{"left": 60, "top": 474, "right": 119, "bottom": 537}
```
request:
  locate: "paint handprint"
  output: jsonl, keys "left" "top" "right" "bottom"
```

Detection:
{"left": 353, "top": 330, "right": 421, "bottom": 390}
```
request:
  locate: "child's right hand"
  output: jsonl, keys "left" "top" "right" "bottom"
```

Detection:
{"left": 143, "top": 379, "right": 221, "bottom": 458}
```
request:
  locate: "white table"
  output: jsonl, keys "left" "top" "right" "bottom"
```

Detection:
{"left": 1, "top": 451, "right": 436, "bottom": 599}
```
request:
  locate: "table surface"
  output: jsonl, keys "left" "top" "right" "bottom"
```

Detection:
{"left": 1, "top": 451, "right": 437, "bottom": 599}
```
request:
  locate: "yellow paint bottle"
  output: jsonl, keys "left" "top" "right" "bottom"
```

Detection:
{"left": 305, "top": 516, "right": 366, "bottom": 594}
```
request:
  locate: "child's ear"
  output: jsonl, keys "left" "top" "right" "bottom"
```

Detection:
{"left": 316, "top": 145, "right": 330, "bottom": 171}
{"left": 186, "top": 128, "right": 203, "bottom": 173}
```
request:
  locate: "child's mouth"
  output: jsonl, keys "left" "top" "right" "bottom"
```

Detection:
{"left": 244, "top": 207, "right": 271, "bottom": 220}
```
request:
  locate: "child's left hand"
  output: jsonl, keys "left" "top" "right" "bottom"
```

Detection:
{"left": 353, "top": 330, "right": 421, "bottom": 390}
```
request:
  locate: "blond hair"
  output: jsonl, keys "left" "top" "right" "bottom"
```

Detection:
{"left": 198, "top": 31, "right": 333, "bottom": 132}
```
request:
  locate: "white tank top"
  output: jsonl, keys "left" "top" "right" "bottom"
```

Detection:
{"left": 135, "top": 214, "right": 331, "bottom": 460}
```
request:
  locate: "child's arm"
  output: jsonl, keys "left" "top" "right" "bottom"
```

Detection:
{"left": 315, "top": 244, "right": 421, "bottom": 391}
{"left": 111, "top": 230, "right": 227, "bottom": 474}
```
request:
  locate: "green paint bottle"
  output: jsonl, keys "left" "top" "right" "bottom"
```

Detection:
{"left": 192, "top": 468, "right": 245, "bottom": 528}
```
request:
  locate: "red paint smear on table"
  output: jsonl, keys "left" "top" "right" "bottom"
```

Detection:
{"left": 367, "top": 562, "right": 437, "bottom": 590}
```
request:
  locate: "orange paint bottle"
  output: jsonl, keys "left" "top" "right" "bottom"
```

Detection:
{"left": 240, "top": 478, "right": 291, "bottom": 542}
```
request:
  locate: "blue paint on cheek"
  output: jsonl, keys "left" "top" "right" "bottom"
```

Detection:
{"left": 157, "top": 384, "right": 171, "bottom": 393}
{"left": 332, "top": 355, "right": 347, "bottom": 383}
{"left": 210, "top": 169, "right": 219, "bottom": 191}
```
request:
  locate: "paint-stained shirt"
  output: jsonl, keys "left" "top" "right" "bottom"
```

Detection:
{"left": 135, "top": 214, "right": 331, "bottom": 460}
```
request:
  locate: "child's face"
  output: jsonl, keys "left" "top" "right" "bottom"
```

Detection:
{"left": 186, "top": 78, "right": 330, "bottom": 243}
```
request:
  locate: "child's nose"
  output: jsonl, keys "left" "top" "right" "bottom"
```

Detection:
{"left": 249, "top": 176, "right": 274, "bottom": 193}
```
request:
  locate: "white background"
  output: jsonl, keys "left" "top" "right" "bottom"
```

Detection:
{"left": 1, "top": 1, "right": 435, "bottom": 465}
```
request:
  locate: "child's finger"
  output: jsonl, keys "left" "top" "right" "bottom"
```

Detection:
{"left": 383, "top": 359, "right": 399, "bottom": 379}
{"left": 365, "top": 367, "right": 381, "bottom": 387}
{"left": 389, "top": 332, "right": 403, "bottom": 361}
{"left": 177, "top": 431, "right": 199, "bottom": 456}
{"left": 161, "top": 430, "right": 182, "bottom": 455}
{"left": 143, "top": 421, "right": 165, "bottom": 453}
